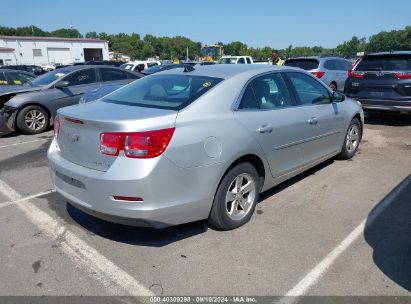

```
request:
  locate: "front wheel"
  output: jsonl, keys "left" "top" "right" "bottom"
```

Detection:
{"left": 338, "top": 118, "right": 362, "bottom": 160}
{"left": 208, "top": 163, "right": 260, "bottom": 230}
{"left": 16, "top": 105, "right": 49, "bottom": 135}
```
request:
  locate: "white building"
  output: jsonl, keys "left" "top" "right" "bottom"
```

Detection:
{"left": 0, "top": 36, "right": 109, "bottom": 66}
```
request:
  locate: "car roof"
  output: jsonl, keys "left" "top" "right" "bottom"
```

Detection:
{"left": 158, "top": 64, "right": 300, "bottom": 79}
{"left": 365, "top": 51, "right": 411, "bottom": 56}
{"left": 0, "top": 68, "right": 34, "bottom": 74}
{"left": 53, "top": 65, "right": 130, "bottom": 73}
{"left": 287, "top": 56, "right": 346, "bottom": 60}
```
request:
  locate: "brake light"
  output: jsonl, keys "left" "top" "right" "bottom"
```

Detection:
{"left": 54, "top": 115, "right": 61, "bottom": 138}
{"left": 310, "top": 71, "right": 325, "bottom": 79}
{"left": 100, "top": 133, "right": 124, "bottom": 156}
{"left": 395, "top": 72, "right": 411, "bottom": 79}
{"left": 348, "top": 69, "right": 365, "bottom": 78}
{"left": 125, "top": 128, "right": 175, "bottom": 158}
{"left": 100, "top": 128, "right": 175, "bottom": 158}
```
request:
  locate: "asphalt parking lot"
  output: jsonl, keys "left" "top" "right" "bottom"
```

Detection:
{"left": 0, "top": 114, "right": 410, "bottom": 299}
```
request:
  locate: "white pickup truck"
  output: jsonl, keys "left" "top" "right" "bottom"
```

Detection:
{"left": 120, "top": 60, "right": 161, "bottom": 72}
{"left": 218, "top": 56, "right": 254, "bottom": 64}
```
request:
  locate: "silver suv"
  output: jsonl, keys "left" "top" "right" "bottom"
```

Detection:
{"left": 285, "top": 56, "right": 352, "bottom": 92}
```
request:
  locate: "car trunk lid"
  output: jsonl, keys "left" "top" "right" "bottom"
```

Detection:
{"left": 56, "top": 101, "right": 177, "bottom": 171}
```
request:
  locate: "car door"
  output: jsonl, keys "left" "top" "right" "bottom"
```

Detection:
{"left": 52, "top": 68, "right": 99, "bottom": 110}
{"left": 285, "top": 72, "right": 345, "bottom": 164}
{"left": 233, "top": 72, "right": 310, "bottom": 178}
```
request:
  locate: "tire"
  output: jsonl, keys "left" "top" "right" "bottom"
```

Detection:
{"left": 16, "top": 105, "right": 49, "bottom": 135}
{"left": 338, "top": 118, "right": 362, "bottom": 160}
{"left": 208, "top": 162, "right": 260, "bottom": 230}
{"left": 329, "top": 83, "right": 337, "bottom": 92}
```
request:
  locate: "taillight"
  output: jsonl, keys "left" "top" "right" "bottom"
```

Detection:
{"left": 125, "top": 128, "right": 175, "bottom": 158}
{"left": 348, "top": 69, "right": 365, "bottom": 78}
{"left": 395, "top": 72, "right": 411, "bottom": 79}
{"left": 100, "top": 133, "right": 124, "bottom": 156}
{"left": 54, "top": 115, "right": 61, "bottom": 138}
{"left": 100, "top": 128, "right": 175, "bottom": 159}
{"left": 310, "top": 71, "right": 325, "bottom": 79}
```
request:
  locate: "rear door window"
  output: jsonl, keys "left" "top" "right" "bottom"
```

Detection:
{"left": 239, "top": 86, "right": 258, "bottom": 109}
{"left": 100, "top": 68, "right": 128, "bottom": 81}
{"left": 285, "top": 59, "right": 319, "bottom": 71}
{"left": 237, "top": 58, "right": 245, "bottom": 64}
{"left": 287, "top": 72, "right": 331, "bottom": 105}
{"left": 246, "top": 57, "right": 252, "bottom": 64}
{"left": 324, "top": 60, "right": 337, "bottom": 70}
{"left": 64, "top": 69, "right": 97, "bottom": 86}
{"left": 356, "top": 55, "right": 411, "bottom": 71}
{"left": 239, "top": 73, "right": 292, "bottom": 110}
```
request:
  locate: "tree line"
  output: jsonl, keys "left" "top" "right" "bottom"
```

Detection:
{"left": 1, "top": 25, "right": 410, "bottom": 60}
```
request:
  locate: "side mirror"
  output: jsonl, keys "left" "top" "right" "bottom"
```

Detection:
{"left": 332, "top": 91, "right": 345, "bottom": 102}
{"left": 55, "top": 80, "right": 70, "bottom": 89}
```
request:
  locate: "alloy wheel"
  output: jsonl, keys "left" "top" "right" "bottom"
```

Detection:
{"left": 346, "top": 124, "right": 360, "bottom": 153}
{"left": 25, "top": 109, "right": 46, "bottom": 131}
{"left": 225, "top": 173, "right": 256, "bottom": 221}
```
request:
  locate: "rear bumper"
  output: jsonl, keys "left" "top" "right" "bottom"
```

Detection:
{"left": 47, "top": 139, "right": 220, "bottom": 228}
{"left": 347, "top": 97, "right": 411, "bottom": 113}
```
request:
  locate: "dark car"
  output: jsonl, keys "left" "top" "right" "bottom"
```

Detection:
{"left": 1, "top": 64, "right": 46, "bottom": 76}
{"left": 0, "top": 66, "right": 143, "bottom": 135}
{"left": 141, "top": 64, "right": 191, "bottom": 75}
{"left": 344, "top": 51, "right": 411, "bottom": 114}
{"left": 0, "top": 69, "right": 36, "bottom": 87}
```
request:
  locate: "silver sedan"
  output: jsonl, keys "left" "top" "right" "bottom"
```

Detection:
{"left": 48, "top": 64, "right": 364, "bottom": 230}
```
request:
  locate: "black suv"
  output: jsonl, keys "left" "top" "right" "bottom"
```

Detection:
{"left": 344, "top": 51, "right": 411, "bottom": 114}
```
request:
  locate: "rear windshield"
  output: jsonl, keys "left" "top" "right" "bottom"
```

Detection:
{"left": 356, "top": 55, "right": 411, "bottom": 71}
{"left": 101, "top": 74, "right": 223, "bottom": 110}
{"left": 284, "top": 59, "right": 319, "bottom": 70}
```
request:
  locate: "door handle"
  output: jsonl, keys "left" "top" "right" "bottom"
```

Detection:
{"left": 258, "top": 124, "right": 273, "bottom": 134}
{"left": 307, "top": 117, "right": 319, "bottom": 125}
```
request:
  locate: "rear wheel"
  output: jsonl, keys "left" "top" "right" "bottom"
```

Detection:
{"left": 16, "top": 105, "right": 49, "bottom": 134}
{"left": 208, "top": 163, "right": 259, "bottom": 230}
{"left": 338, "top": 118, "right": 362, "bottom": 160}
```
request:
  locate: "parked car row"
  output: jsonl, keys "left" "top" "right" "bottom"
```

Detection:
{"left": 1, "top": 51, "right": 409, "bottom": 137}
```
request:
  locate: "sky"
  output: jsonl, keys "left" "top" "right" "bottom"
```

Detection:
{"left": 1, "top": 0, "right": 410, "bottom": 49}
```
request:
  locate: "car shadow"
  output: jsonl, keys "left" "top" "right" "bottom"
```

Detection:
{"left": 259, "top": 158, "right": 334, "bottom": 202}
{"left": 364, "top": 174, "right": 411, "bottom": 291}
{"left": 63, "top": 202, "right": 208, "bottom": 247}
{"left": 364, "top": 111, "right": 411, "bottom": 126}
{"left": 0, "top": 140, "right": 50, "bottom": 171}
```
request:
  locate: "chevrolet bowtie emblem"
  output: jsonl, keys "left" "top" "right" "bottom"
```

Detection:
{"left": 67, "top": 134, "right": 79, "bottom": 142}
